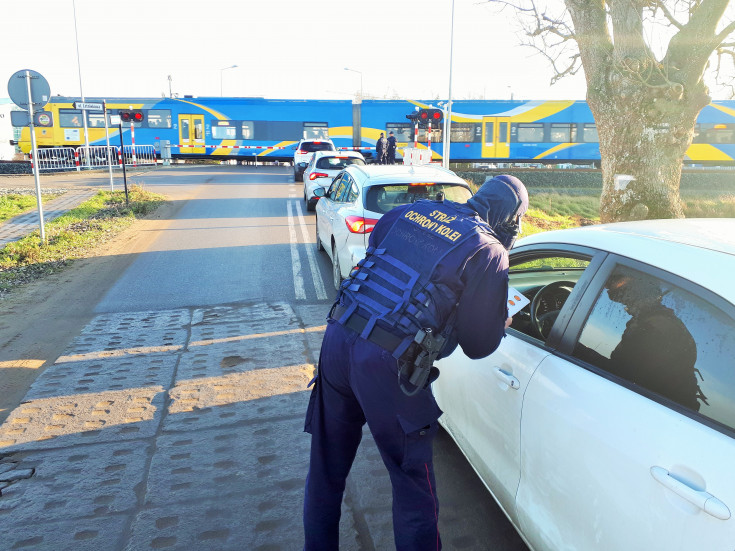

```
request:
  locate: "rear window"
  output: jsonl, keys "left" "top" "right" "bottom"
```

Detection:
{"left": 365, "top": 184, "right": 472, "bottom": 214}
{"left": 301, "top": 141, "right": 335, "bottom": 152}
{"left": 316, "top": 156, "right": 366, "bottom": 170}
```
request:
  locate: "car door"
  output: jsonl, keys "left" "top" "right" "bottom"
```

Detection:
{"left": 517, "top": 256, "right": 735, "bottom": 551}
{"left": 317, "top": 173, "right": 348, "bottom": 259}
{"left": 331, "top": 174, "right": 358, "bottom": 269}
{"left": 433, "top": 244, "right": 604, "bottom": 524}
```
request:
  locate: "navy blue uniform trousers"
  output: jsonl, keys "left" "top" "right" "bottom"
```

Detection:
{"left": 303, "top": 320, "right": 443, "bottom": 550}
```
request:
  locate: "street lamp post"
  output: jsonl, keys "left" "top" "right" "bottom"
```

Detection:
{"left": 72, "top": 0, "right": 91, "bottom": 169}
{"left": 344, "top": 67, "right": 363, "bottom": 102}
{"left": 220, "top": 65, "right": 238, "bottom": 96}
{"left": 443, "top": 0, "right": 456, "bottom": 169}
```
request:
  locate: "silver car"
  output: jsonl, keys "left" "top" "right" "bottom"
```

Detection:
{"left": 303, "top": 151, "right": 365, "bottom": 211}
{"left": 314, "top": 164, "right": 473, "bottom": 290}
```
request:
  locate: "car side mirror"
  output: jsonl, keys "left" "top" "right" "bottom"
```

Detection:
{"left": 314, "top": 187, "right": 326, "bottom": 198}
{"left": 298, "top": 162, "right": 308, "bottom": 169}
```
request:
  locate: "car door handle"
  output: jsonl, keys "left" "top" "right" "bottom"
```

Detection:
{"left": 650, "top": 466, "right": 731, "bottom": 520}
{"left": 493, "top": 368, "right": 520, "bottom": 390}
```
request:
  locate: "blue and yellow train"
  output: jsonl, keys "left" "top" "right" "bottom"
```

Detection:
{"left": 17, "top": 96, "right": 735, "bottom": 165}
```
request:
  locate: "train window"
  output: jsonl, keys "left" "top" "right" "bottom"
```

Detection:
{"left": 241, "top": 121, "right": 254, "bottom": 140}
{"left": 499, "top": 122, "right": 509, "bottom": 143}
{"left": 417, "top": 127, "right": 442, "bottom": 143}
{"left": 59, "top": 109, "right": 83, "bottom": 128}
{"left": 194, "top": 119, "right": 203, "bottom": 140}
{"left": 386, "top": 123, "right": 413, "bottom": 143}
{"left": 550, "top": 123, "right": 577, "bottom": 143}
{"left": 484, "top": 122, "right": 494, "bottom": 144}
{"left": 304, "top": 122, "right": 329, "bottom": 140}
{"left": 708, "top": 124, "right": 735, "bottom": 143}
{"left": 517, "top": 123, "right": 544, "bottom": 142}
{"left": 86, "top": 112, "right": 106, "bottom": 128}
{"left": 582, "top": 123, "right": 599, "bottom": 143}
{"left": 147, "top": 110, "right": 172, "bottom": 128}
{"left": 212, "top": 123, "right": 237, "bottom": 140}
{"left": 451, "top": 123, "right": 481, "bottom": 142}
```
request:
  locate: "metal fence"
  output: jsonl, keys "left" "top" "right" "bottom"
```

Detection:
{"left": 31, "top": 145, "right": 156, "bottom": 172}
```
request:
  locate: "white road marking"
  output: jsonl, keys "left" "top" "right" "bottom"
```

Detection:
{"left": 294, "top": 200, "right": 328, "bottom": 300}
{"left": 286, "top": 201, "right": 306, "bottom": 300}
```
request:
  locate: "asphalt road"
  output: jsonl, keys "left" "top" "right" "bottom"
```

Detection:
{"left": 0, "top": 165, "right": 529, "bottom": 550}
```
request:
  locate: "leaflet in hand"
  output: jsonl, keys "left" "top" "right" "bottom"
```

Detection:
{"left": 507, "top": 286, "right": 530, "bottom": 317}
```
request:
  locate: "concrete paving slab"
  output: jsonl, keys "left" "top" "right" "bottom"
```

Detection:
{"left": 23, "top": 354, "right": 177, "bottom": 400}
{"left": 144, "top": 417, "right": 310, "bottom": 507}
{"left": 0, "top": 515, "right": 129, "bottom": 551}
{"left": 56, "top": 327, "right": 189, "bottom": 362}
{"left": 0, "top": 439, "right": 151, "bottom": 523}
{"left": 80, "top": 308, "right": 192, "bottom": 335}
{"left": 0, "top": 387, "right": 164, "bottom": 452}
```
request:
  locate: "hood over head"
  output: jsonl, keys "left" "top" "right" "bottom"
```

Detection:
{"left": 466, "top": 174, "right": 529, "bottom": 249}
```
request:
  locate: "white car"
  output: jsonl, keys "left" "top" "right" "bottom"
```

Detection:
{"left": 293, "top": 138, "right": 336, "bottom": 181}
{"left": 315, "top": 164, "right": 473, "bottom": 290}
{"left": 303, "top": 151, "right": 365, "bottom": 211}
{"left": 433, "top": 219, "right": 735, "bottom": 551}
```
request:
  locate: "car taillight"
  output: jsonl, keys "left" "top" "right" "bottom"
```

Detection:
{"left": 345, "top": 215, "right": 379, "bottom": 234}
{"left": 309, "top": 172, "right": 329, "bottom": 180}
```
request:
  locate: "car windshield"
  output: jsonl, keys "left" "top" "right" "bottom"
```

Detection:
{"left": 365, "top": 183, "right": 472, "bottom": 214}
{"left": 301, "top": 142, "right": 335, "bottom": 152}
{"left": 316, "top": 156, "right": 366, "bottom": 170}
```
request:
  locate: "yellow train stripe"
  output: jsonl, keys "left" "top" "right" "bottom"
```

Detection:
{"left": 534, "top": 143, "right": 579, "bottom": 159}
{"left": 685, "top": 144, "right": 733, "bottom": 161}
{"left": 709, "top": 103, "right": 735, "bottom": 118}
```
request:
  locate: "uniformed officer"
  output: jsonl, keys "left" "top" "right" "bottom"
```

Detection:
{"left": 303, "top": 174, "right": 529, "bottom": 550}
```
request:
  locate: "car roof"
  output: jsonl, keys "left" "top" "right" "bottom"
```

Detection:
{"left": 345, "top": 164, "right": 470, "bottom": 187}
{"left": 515, "top": 219, "right": 735, "bottom": 301}
{"left": 313, "top": 150, "right": 363, "bottom": 159}
{"left": 299, "top": 138, "right": 334, "bottom": 144}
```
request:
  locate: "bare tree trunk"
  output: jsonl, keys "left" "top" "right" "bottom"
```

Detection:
{"left": 590, "top": 91, "right": 706, "bottom": 222}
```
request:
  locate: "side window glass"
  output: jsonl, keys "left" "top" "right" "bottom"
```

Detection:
{"left": 326, "top": 174, "right": 342, "bottom": 199}
{"left": 346, "top": 181, "right": 359, "bottom": 203}
{"left": 573, "top": 264, "right": 735, "bottom": 430}
{"left": 508, "top": 253, "right": 591, "bottom": 341}
{"left": 332, "top": 176, "right": 348, "bottom": 202}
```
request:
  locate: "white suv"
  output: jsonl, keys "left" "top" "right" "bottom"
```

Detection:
{"left": 293, "top": 138, "right": 336, "bottom": 181}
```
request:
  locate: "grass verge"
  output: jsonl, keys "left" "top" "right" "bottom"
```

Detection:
{"left": 0, "top": 193, "right": 64, "bottom": 224}
{"left": 0, "top": 185, "right": 166, "bottom": 296}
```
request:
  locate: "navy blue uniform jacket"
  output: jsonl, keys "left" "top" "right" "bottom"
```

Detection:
{"left": 367, "top": 200, "right": 509, "bottom": 360}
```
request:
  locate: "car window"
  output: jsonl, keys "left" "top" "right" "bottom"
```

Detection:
{"left": 332, "top": 175, "right": 350, "bottom": 202}
{"left": 572, "top": 264, "right": 735, "bottom": 431}
{"left": 364, "top": 183, "right": 472, "bottom": 214}
{"left": 301, "top": 141, "right": 335, "bottom": 153}
{"left": 335, "top": 175, "right": 355, "bottom": 202}
{"left": 316, "top": 156, "right": 366, "bottom": 170}
{"left": 508, "top": 253, "right": 592, "bottom": 341}
{"left": 326, "top": 174, "right": 343, "bottom": 198}
{"left": 345, "top": 181, "right": 359, "bottom": 203}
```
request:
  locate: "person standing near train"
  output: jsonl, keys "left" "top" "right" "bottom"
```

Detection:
{"left": 302, "top": 174, "right": 529, "bottom": 550}
{"left": 376, "top": 132, "right": 387, "bottom": 164}
{"left": 386, "top": 131, "right": 397, "bottom": 165}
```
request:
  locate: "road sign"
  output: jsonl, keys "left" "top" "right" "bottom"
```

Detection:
{"left": 73, "top": 101, "right": 103, "bottom": 111}
{"left": 7, "top": 69, "right": 50, "bottom": 110}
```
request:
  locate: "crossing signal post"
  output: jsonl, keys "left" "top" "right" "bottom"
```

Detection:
{"left": 118, "top": 110, "right": 144, "bottom": 124}
{"left": 407, "top": 109, "right": 444, "bottom": 157}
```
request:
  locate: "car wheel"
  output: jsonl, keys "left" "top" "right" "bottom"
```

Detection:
{"left": 315, "top": 217, "right": 323, "bottom": 251}
{"left": 332, "top": 244, "right": 342, "bottom": 291}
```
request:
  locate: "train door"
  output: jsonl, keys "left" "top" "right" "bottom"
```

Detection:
{"left": 481, "top": 116, "right": 511, "bottom": 159}
{"left": 178, "top": 114, "right": 205, "bottom": 154}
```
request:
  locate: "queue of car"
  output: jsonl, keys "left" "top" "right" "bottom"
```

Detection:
{"left": 300, "top": 148, "right": 734, "bottom": 549}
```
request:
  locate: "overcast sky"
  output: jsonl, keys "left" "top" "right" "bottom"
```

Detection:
{"left": 2, "top": 0, "right": 733, "bottom": 103}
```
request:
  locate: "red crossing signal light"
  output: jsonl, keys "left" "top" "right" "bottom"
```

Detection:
{"left": 119, "top": 110, "right": 145, "bottom": 123}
